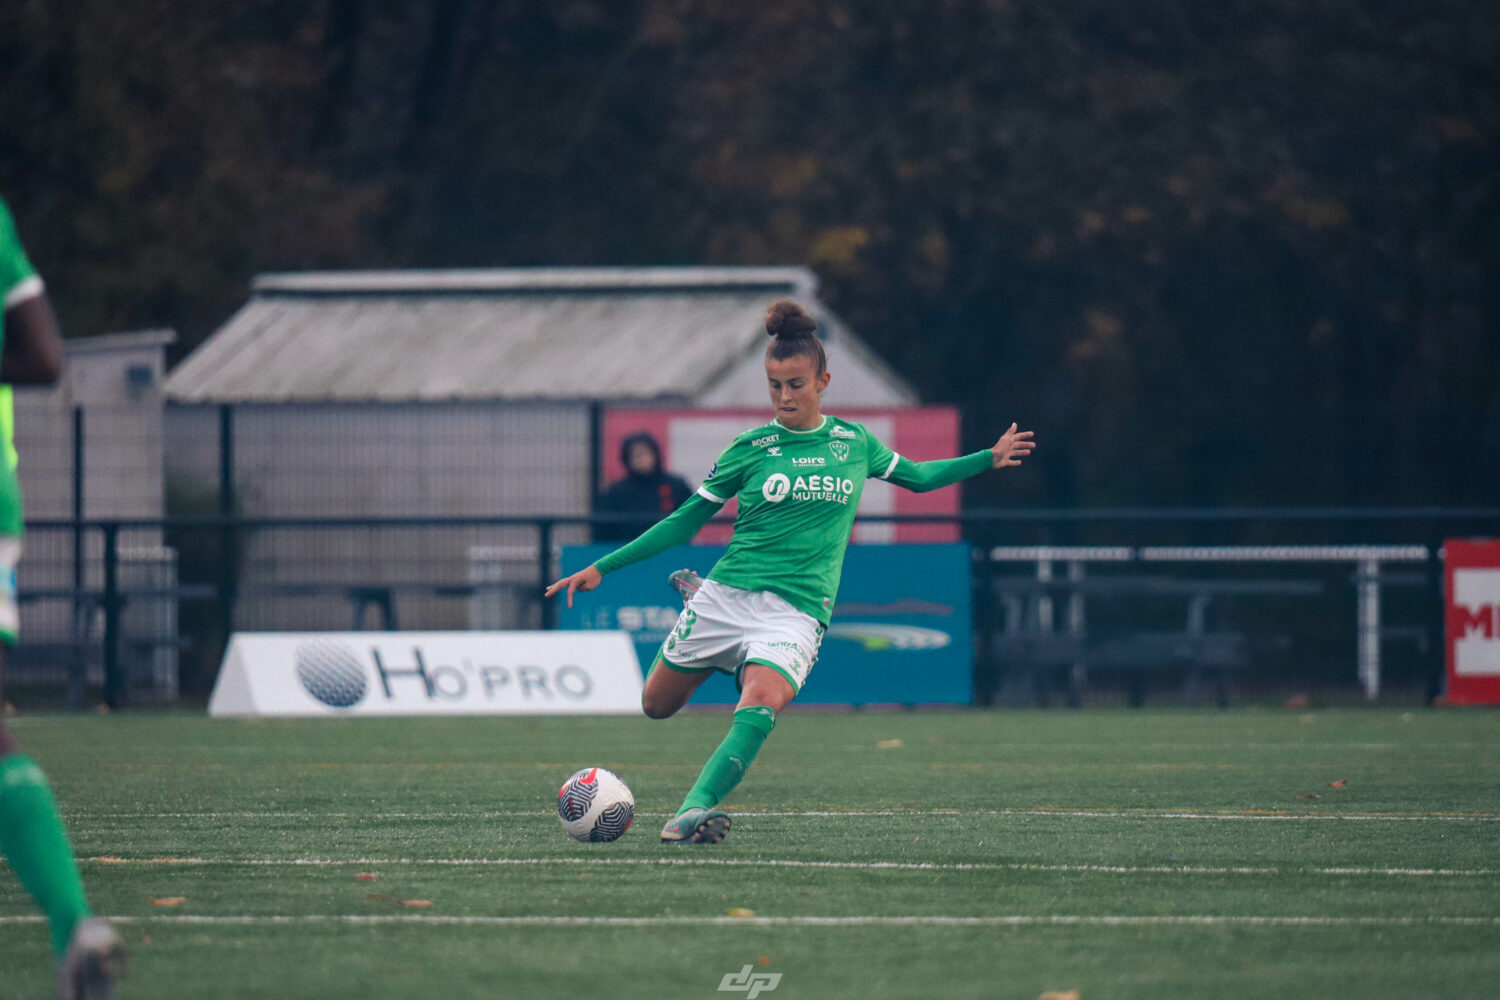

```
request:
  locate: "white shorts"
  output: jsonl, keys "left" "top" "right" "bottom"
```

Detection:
{"left": 659, "top": 579, "right": 824, "bottom": 695}
{"left": 0, "top": 536, "right": 18, "bottom": 644}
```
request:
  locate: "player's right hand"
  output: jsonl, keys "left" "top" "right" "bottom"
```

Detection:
{"left": 544, "top": 565, "right": 603, "bottom": 608}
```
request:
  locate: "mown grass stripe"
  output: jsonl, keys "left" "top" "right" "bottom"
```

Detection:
{"left": 67, "top": 808, "right": 1500, "bottom": 821}
{"left": 76, "top": 856, "right": 1500, "bottom": 878}
{"left": 4, "top": 914, "right": 1500, "bottom": 927}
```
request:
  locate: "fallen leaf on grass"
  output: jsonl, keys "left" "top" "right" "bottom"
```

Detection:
{"left": 1040, "top": 991, "right": 1081, "bottom": 1000}
{"left": 1294, "top": 793, "right": 1322, "bottom": 800}
{"left": 150, "top": 897, "right": 187, "bottom": 907}
{"left": 876, "top": 739, "right": 904, "bottom": 749}
{"left": 355, "top": 872, "right": 379, "bottom": 881}
{"left": 727, "top": 907, "right": 756, "bottom": 918}
{"left": 1328, "top": 779, "right": 1347, "bottom": 788}
{"left": 398, "top": 899, "right": 433, "bottom": 908}
{"left": 757, "top": 956, "right": 773, "bottom": 966}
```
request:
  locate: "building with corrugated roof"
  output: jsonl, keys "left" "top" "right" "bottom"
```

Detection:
{"left": 162, "top": 267, "right": 920, "bottom": 631}
{"left": 165, "top": 267, "right": 913, "bottom": 406}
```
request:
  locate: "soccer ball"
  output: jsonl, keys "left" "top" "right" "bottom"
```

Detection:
{"left": 556, "top": 767, "right": 635, "bottom": 843}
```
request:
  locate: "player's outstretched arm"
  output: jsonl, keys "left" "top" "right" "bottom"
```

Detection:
{"left": 883, "top": 422, "right": 1036, "bottom": 493}
{"left": 544, "top": 493, "right": 721, "bottom": 607}
{"left": 989, "top": 422, "right": 1036, "bottom": 468}
{"left": 545, "top": 565, "right": 603, "bottom": 608}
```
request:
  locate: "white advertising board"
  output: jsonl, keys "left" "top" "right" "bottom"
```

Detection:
{"left": 208, "top": 631, "right": 643, "bottom": 717}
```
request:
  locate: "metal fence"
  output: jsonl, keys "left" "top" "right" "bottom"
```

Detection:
{"left": 9, "top": 507, "right": 1496, "bottom": 710}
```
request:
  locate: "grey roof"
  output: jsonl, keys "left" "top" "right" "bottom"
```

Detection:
{"left": 66, "top": 329, "right": 177, "bottom": 355}
{"left": 164, "top": 267, "right": 916, "bottom": 405}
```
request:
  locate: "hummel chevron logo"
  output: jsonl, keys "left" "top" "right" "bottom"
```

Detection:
{"left": 719, "top": 965, "right": 782, "bottom": 998}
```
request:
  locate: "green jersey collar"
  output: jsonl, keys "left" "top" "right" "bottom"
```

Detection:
{"left": 772, "top": 414, "right": 828, "bottom": 434}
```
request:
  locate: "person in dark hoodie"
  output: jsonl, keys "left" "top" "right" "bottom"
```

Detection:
{"left": 594, "top": 432, "right": 693, "bottom": 541}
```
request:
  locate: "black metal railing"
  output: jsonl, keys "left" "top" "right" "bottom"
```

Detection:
{"left": 11, "top": 507, "right": 1498, "bottom": 709}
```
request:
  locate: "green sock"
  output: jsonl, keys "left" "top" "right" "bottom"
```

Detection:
{"left": 0, "top": 754, "right": 91, "bottom": 957}
{"left": 677, "top": 706, "right": 777, "bottom": 814}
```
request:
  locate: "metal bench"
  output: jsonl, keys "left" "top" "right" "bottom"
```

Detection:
{"left": 988, "top": 574, "right": 1320, "bottom": 706}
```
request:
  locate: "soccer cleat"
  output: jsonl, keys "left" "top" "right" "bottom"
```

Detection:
{"left": 56, "top": 918, "right": 126, "bottom": 1000}
{"left": 667, "top": 568, "right": 704, "bottom": 606}
{"left": 660, "top": 807, "right": 731, "bottom": 844}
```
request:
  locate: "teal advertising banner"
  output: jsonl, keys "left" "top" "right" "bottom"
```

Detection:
{"left": 558, "top": 544, "right": 972, "bottom": 705}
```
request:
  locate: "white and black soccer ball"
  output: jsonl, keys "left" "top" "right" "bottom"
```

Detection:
{"left": 556, "top": 767, "right": 635, "bottom": 843}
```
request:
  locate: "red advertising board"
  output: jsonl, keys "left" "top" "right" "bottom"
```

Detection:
{"left": 1445, "top": 539, "right": 1500, "bottom": 704}
{"left": 602, "top": 407, "right": 964, "bottom": 543}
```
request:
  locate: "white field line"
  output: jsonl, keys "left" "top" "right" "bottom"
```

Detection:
{"left": 65, "top": 808, "right": 1500, "bottom": 822}
{"left": 77, "top": 856, "right": 1499, "bottom": 878}
{"left": 3, "top": 914, "right": 1500, "bottom": 928}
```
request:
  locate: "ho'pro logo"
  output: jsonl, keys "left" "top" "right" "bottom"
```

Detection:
{"left": 762, "top": 473, "right": 792, "bottom": 503}
{"left": 294, "top": 639, "right": 368, "bottom": 708}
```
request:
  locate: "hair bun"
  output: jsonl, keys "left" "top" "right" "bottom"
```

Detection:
{"left": 765, "top": 300, "right": 818, "bottom": 339}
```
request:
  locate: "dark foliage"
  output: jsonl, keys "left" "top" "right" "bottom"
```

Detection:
{"left": 1, "top": 0, "right": 1494, "bottom": 505}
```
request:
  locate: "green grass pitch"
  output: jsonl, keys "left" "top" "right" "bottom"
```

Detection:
{"left": 3, "top": 708, "right": 1500, "bottom": 998}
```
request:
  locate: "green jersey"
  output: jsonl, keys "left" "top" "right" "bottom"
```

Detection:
{"left": 697, "top": 415, "right": 905, "bottom": 619}
{"left": 595, "top": 414, "right": 992, "bottom": 623}
{"left": 0, "top": 196, "right": 42, "bottom": 536}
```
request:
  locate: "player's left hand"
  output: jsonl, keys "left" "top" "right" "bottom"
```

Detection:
{"left": 544, "top": 565, "right": 603, "bottom": 608}
{"left": 990, "top": 422, "right": 1036, "bottom": 468}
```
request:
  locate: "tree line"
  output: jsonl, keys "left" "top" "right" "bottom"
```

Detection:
{"left": 1, "top": 0, "right": 1495, "bottom": 507}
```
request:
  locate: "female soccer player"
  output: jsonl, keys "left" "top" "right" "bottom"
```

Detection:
{"left": 546, "top": 301, "right": 1035, "bottom": 844}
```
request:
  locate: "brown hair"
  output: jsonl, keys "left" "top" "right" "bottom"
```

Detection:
{"left": 764, "top": 300, "right": 827, "bottom": 374}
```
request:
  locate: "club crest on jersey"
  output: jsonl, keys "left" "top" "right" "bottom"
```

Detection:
{"left": 829, "top": 441, "right": 850, "bottom": 461}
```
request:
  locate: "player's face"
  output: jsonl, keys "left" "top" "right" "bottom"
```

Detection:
{"left": 765, "top": 353, "right": 830, "bottom": 430}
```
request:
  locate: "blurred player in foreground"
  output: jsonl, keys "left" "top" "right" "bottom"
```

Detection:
{"left": 0, "top": 194, "right": 125, "bottom": 998}
{"left": 548, "top": 300, "right": 1035, "bottom": 844}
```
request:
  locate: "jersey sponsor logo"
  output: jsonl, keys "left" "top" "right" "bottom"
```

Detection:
{"left": 762, "top": 473, "right": 792, "bottom": 502}
{"left": 790, "top": 474, "right": 855, "bottom": 504}
{"left": 830, "top": 425, "right": 857, "bottom": 439}
{"left": 751, "top": 434, "right": 780, "bottom": 447}
{"left": 706, "top": 461, "right": 718, "bottom": 478}
{"left": 791, "top": 456, "right": 826, "bottom": 466}
{"left": 829, "top": 441, "right": 849, "bottom": 461}
{"left": 766, "top": 446, "right": 782, "bottom": 456}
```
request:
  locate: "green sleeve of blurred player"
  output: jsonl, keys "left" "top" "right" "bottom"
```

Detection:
{"left": 0, "top": 195, "right": 41, "bottom": 532}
